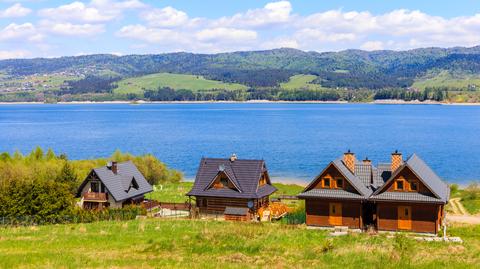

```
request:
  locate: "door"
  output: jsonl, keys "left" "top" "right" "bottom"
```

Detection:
{"left": 398, "top": 206, "right": 412, "bottom": 230}
{"left": 329, "top": 203, "right": 342, "bottom": 226}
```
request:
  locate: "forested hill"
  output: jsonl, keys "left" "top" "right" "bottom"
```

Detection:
{"left": 2, "top": 46, "right": 480, "bottom": 89}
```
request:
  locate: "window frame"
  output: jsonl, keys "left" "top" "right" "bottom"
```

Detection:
{"left": 335, "top": 178, "right": 344, "bottom": 189}
{"left": 395, "top": 180, "right": 404, "bottom": 191}
{"left": 323, "top": 177, "right": 331, "bottom": 188}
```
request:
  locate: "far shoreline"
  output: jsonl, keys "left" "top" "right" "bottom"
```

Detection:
{"left": 1, "top": 99, "right": 480, "bottom": 106}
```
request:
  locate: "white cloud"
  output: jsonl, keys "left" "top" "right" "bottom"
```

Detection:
{"left": 40, "top": 21, "right": 105, "bottom": 36}
{"left": 0, "top": 50, "right": 30, "bottom": 60}
{"left": 142, "top": 6, "right": 189, "bottom": 27}
{"left": 0, "top": 3, "right": 31, "bottom": 18}
{"left": 0, "top": 23, "right": 40, "bottom": 42}
{"left": 117, "top": 24, "right": 187, "bottom": 44}
{"left": 360, "top": 41, "right": 384, "bottom": 51}
{"left": 215, "top": 0, "right": 292, "bottom": 28}
{"left": 196, "top": 28, "right": 257, "bottom": 43}
{"left": 38, "top": 0, "right": 146, "bottom": 23}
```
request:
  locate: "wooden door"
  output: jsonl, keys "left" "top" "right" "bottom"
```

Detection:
{"left": 329, "top": 203, "right": 342, "bottom": 226}
{"left": 398, "top": 206, "right": 412, "bottom": 230}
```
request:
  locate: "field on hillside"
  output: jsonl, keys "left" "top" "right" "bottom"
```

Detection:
{"left": 0, "top": 219, "right": 478, "bottom": 268}
{"left": 114, "top": 73, "right": 248, "bottom": 95}
{"left": 280, "top": 74, "right": 325, "bottom": 90}
{"left": 413, "top": 71, "right": 480, "bottom": 90}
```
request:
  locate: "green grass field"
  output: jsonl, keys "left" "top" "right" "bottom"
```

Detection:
{"left": 280, "top": 74, "right": 325, "bottom": 90}
{"left": 146, "top": 182, "right": 304, "bottom": 203}
{"left": 0, "top": 219, "right": 478, "bottom": 268}
{"left": 412, "top": 70, "right": 480, "bottom": 90}
{"left": 114, "top": 73, "right": 248, "bottom": 95}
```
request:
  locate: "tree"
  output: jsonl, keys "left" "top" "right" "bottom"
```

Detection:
{"left": 57, "top": 162, "right": 78, "bottom": 194}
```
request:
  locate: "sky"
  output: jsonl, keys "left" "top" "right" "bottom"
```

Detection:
{"left": 1, "top": 0, "right": 480, "bottom": 59}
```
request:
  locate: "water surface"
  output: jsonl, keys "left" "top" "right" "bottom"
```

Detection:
{"left": 0, "top": 103, "right": 479, "bottom": 184}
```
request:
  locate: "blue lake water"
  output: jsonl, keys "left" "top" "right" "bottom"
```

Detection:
{"left": 0, "top": 103, "right": 479, "bottom": 184}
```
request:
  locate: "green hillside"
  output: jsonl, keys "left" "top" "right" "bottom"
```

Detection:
{"left": 280, "top": 74, "right": 326, "bottom": 90}
{"left": 413, "top": 70, "right": 480, "bottom": 90}
{"left": 114, "top": 73, "right": 248, "bottom": 94}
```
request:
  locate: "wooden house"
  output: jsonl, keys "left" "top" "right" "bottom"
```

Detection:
{"left": 186, "top": 155, "right": 277, "bottom": 220}
{"left": 298, "top": 151, "right": 449, "bottom": 233}
{"left": 76, "top": 161, "right": 153, "bottom": 209}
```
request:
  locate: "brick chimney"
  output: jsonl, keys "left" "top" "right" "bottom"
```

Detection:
{"left": 391, "top": 150, "right": 403, "bottom": 172}
{"left": 111, "top": 161, "right": 118, "bottom": 174}
{"left": 363, "top": 157, "right": 371, "bottom": 165}
{"left": 343, "top": 150, "right": 355, "bottom": 173}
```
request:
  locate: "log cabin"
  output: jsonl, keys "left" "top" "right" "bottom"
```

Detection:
{"left": 186, "top": 154, "right": 277, "bottom": 220}
{"left": 298, "top": 151, "right": 449, "bottom": 234}
{"left": 76, "top": 161, "right": 153, "bottom": 209}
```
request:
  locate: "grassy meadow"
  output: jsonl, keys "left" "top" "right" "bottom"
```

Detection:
{"left": 280, "top": 74, "right": 325, "bottom": 90}
{"left": 0, "top": 219, "right": 478, "bottom": 268}
{"left": 114, "top": 73, "right": 248, "bottom": 95}
{"left": 412, "top": 70, "right": 480, "bottom": 90}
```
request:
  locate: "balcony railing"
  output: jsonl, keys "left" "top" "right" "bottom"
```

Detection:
{"left": 83, "top": 192, "right": 107, "bottom": 202}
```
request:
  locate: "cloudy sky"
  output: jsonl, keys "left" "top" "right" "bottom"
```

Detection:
{"left": 1, "top": 0, "right": 480, "bottom": 59}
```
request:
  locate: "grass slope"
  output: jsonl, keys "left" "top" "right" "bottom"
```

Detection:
{"left": 280, "top": 74, "right": 325, "bottom": 90}
{"left": 413, "top": 70, "right": 480, "bottom": 90}
{"left": 0, "top": 219, "right": 478, "bottom": 268}
{"left": 114, "top": 73, "right": 248, "bottom": 94}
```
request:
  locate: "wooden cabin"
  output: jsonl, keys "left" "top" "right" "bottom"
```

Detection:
{"left": 186, "top": 154, "right": 277, "bottom": 220}
{"left": 298, "top": 151, "right": 449, "bottom": 234}
{"left": 76, "top": 161, "right": 153, "bottom": 209}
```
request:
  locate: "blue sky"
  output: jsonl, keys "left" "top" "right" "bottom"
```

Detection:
{"left": 0, "top": 0, "right": 479, "bottom": 59}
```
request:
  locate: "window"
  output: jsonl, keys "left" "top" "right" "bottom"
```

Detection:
{"left": 404, "top": 207, "right": 409, "bottom": 216}
{"left": 396, "top": 180, "right": 404, "bottom": 190}
{"left": 336, "top": 178, "right": 344, "bottom": 188}
{"left": 410, "top": 182, "right": 418, "bottom": 191}
{"left": 91, "top": 182, "right": 99, "bottom": 192}
{"left": 332, "top": 205, "right": 336, "bottom": 214}
{"left": 323, "top": 178, "right": 331, "bottom": 188}
{"left": 220, "top": 177, "right": 228, "bottom": 188}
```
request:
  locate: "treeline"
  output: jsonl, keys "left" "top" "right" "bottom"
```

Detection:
{"left": 0, "top": 148, "right": 182, "bottom": 223}
{"left": 314, "top": 71, "right": 413, "bottom": 89}
{"left": 58, "top": 75, "right": 121, "bottom": 95}
{"left": 374, "top": 87, "right": 448, "bottom": 101}
{"left": 143, "top": 87, "right": 346, "bottom": 101}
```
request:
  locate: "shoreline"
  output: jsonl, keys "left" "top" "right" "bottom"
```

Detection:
{"left": 1, "top": 100, "right": 480, "bottom": 106}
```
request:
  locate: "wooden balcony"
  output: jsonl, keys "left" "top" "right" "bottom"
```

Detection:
{"left": 83, "top": 192, "right": 107, "bottom": 202}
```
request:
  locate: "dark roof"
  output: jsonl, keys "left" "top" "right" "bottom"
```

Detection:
{"left": 371, "top": 154, "right": 450, "bottom": 203}
{"left": 370, "top": 191, "right": 444, "bottom": 203}
{"left": 77, "top": 161, "right": 153, "bottom": 202}
{"left": 299, "top": 158, "right": 373, "bottom": 200}
{"left": 224, "top": 207, "right": 249, "bottom": 216}
{"left": 297, "top": 189, "right": 365, "bottom": 200}
{"left": 299, "top": 152, "right": 449, "bottom": 204}
{"left": 187, "top": 158, "right": 277, "bottom": 199}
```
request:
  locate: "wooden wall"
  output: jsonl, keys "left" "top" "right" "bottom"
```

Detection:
{"left": 377, "top": 202, "right": 440, "bottom": 233}
{"left": 310, "top": 165, "right": 358, "bottom": 194}
{"left": 305, "top": 199, "right": 362, "bottom": 229}
{"left": 384, "top": 167, "right": 433, "bottom": 196}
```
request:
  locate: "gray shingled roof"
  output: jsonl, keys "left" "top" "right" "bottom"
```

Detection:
{"left": 297, "top": 189, "right": 365, "bottom": 200}
{"left": 370, "top": 192, "right": 444, "bottom": 203}
{"left": 371, "top": 154, "right": 450, "bottom": 203}
{"left": 224, "top": 207, "right": 249, "bottom": 216}
{"left": 187, "top": 158, "right": 277, "bottom": 199}
{"left": 77, "top": 161, "right": 153, "bottom": 202}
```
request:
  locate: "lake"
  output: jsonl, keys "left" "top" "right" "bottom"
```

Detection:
{"left": 0, "top": 103, "right": 479, "bottom": 184}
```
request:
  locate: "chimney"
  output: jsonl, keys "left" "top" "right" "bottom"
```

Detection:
{"left": 111, "top": 161, "right": 118, "bottom": 174}
{"left": 343, "top": 150, "right": 355, "bottom": 173}
{"left": 363, "top": 157, "right": 371, "bottom": 165}
{"left": 230, "top": 154, "right": 237, "bottom": 162}
{"left": 391, "top": 150, "right": 403, "bottom": 172}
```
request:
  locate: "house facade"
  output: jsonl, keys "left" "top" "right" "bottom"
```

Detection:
{"left": 187, "top": 155, "right": 277, "bottom": 220}
{"left": 298, "top": 151, "right": 449, "bottom": 233}
{"left": 77, "top": 161, "right": 153, "bottom": 209}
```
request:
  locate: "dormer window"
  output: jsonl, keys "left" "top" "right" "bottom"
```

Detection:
{"left": 336, "top": 178, "right": 344, "bottom": 189}
{"left": 410, "top": 182, "right": 418, "bottom": 191}
{"left": 323, "top": 178, "right": 331, "bottom": 188}
{"left": 395, "top": 180, "right": 404, "bottom": 190}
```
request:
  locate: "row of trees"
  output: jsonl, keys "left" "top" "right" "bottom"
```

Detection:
{"left": 0, "top": 147, "right": 182, "bottom": 223}
{"left": 374, "top": 88, "right": 448, "bottom": 101}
